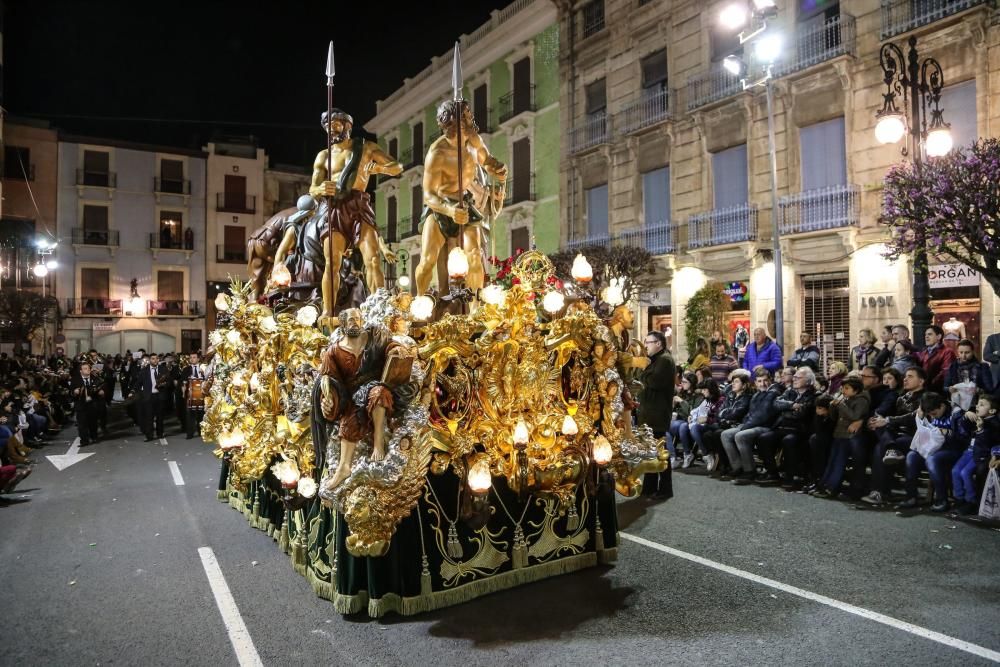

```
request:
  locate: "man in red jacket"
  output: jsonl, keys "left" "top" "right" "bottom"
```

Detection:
{"left": 918, "top": 325, "right": 956, "bottom": 393}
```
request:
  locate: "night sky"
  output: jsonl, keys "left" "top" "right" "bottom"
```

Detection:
{"left": 3, "top": 0, "right": 512, "bottom": 165}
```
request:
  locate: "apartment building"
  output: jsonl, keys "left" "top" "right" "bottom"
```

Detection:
{"left": 366, "top": 0, "right": 560, "bottom": 291}
{"left": 559, "top": 0, "right": 999, "bottom": 362}
{"left": 264, "top": 163, "right": 311, "bottom": 218}
{"left": 55, "top": 136, "right": 208, "bottom": 355}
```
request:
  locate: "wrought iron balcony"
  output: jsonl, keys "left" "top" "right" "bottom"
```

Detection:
{"left": 65, "top": 298, "right": 123, "bottom": 316}
{"left": 499, "top": 85, "right": 537, "bottom": 124}
{"left": 216, "top": 193, "right": 256, "bottom": 214}
{"left": 563, "top": 233, "right": 612, "bottom": 252}
{"left": 76, "top": 169, "right": 117, "bottom": 188}
{"left": 569, "top": 114, "right": 612, "bottom": 154}
{"left": 505, "top": 173, "right": 537, "bottom": 206}
{"left": 778, "top": 185, "right": 860, "bottom": 235}
{"left": 618, "top": 88, "right": 671, "bottom": 135}
{"left": 881, "top": 0, "right": 991, "bottom": 39}
{"left": 473, "top": 107, "right": 495, "bottom": 134}
{"left": 616, "top": 221, "right": 677, "bottom": 255}
{"left": 154, "top": 177, "right": 192, "bottom": 195}
{"left": 686, "top": 68, "right": 743, "bottom": 111}
{"left": 775, "top": 14, "right": 857, "bottom": 77}
{"left": 149, "top": 233, "right": 192, "bottom": 251}
{"left": 72, "top": 228, "right": 120, "bottom": 247}
{"left": 581, "top": 0, "right": 605, "bottom": 38}
{"left": 688, "top": 204, "right": 758, "bottom": 249}
{"left": 216, "top": 245, "right": 247, "bottom": 263}
{"left": 400, "top": 216, "right": 420, "bottom": 239}
{"left": 147, "top": 300, "right": 203, "bottom": 317}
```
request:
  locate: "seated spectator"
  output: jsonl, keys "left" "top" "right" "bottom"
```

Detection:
{"left": 691, "top": 379, "right": 725, "bottom": 472}
{"left": 951, "top": 395, "right": 1000, "bottom": 515}
{"left": 709, "top": 342, "right": 738, "bottom": 384}
{"left": 726, "top": 368, "right": 782, "bottom": 485}
{"left": 918, "top": 325, "right": 957, "bottom": 394}
{"left": 827, "top": 361, "right": 848, "bottom": 395}
{"left": 671, "top": 372, "right": 701, "bottom": 468}
{"left": 760, "top": 367, "right": 818, "bottom": 489}
{"left": 862, "top": 366, "right": 928, "bottom": 506}
{"left": 897, "top": 392, "right": 963, "bottom": 512}
{"left": 864, "top": 365, "right": 899, "bottom": 421}
{"left": 742, "top": 327, "right": 783, "bottom": 375}
{"left": 852, "top": 329, "right": 879, "bottom": 371}
{"left": 778, "top": 367, "right": 795, "bottom": 390}
{"left": 787, "top": 332, "right": 820, "bottom": 371}
{"left": 891, "top": 340, "right": 920, "bottom": 375}
{"left": 689, "top": 338, "right": 710, "bottom": 373}
{"left": 804, "top": 394, "right": 836, "bottom": 488}
{"left": 810, "top": 376, "right": 870, "bottom": 499}
{"left": 703, "top": 371, "right": 751, "bottom": 476}
{"left": 944, "top": 339, "right": 993, "bottom": 409}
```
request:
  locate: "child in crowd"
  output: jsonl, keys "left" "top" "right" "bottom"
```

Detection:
{"left": 897, "top": 393, "right": 958, "bottom": 511}
{"left": 951, "top": 395, "right": 1000, "bottom": 515}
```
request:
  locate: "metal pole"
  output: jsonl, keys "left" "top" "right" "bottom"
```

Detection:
{"left": 905, "top": 36, "right": 932, "bottom": 349}
{"left": 765, "top": 77, "right": 784, "bottom": 352}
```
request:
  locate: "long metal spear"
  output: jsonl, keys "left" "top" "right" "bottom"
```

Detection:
{"left": 325, "top": 41, "right": 335, "bottom": 322}
{"left": 452, "top": 42, "right": 464, "bottom": 218}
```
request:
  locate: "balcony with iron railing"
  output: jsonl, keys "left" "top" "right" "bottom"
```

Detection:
{"left": 65, "top": 298, "right": 123, "bottom": 316}
{"left": 564, "top": 220, "right": 678, "bottom": 255}
{"left": 149, "top": 233, "right": 193, "bottom": 251}
{"left": 778, "top": 184, "right": 860, "bottom": 235}
{"left": 76, "top": 169, "right": 117, "bottom": 188}
{"left": 498, "top": 85, "right": 538, "bottom": 124}
{"left": 399, "top": 147, "right": 417, "bottom": 171}
{"left": 400, "top": 216, "right": 420, "bottom": 239}
{"left": 686, "top": 67, "right": 743, "bottom": 111}
{"left": 505, "top": 173, "right": 537, "bottom": 206}
{"left": 216, "top": 245, "right": 247, "bottom": 264}
{"left": 775, "top": 13, "right": 857, "bottom": 77}
{"left": 154, "top": 177, "right": 192, "bottom": 195}
{"left": 880, "top": 0, "right": 992, "bottom": 39}
{"left": 216, "top": 193, "right": 256, "bottom": 214}
{"left": 569, "top": 114, "right": 612, "bottom": 154}
{"left": 581, "top": 0, "right": 606, "bottom": 38}
{"left": 687, "top": 204, "right": 759, "bottom": 249}
{"left": 147, "top": 300, "right": 203, "bottom": 317}
{"left": 72, "top": 228, "right": 120, "bottom": 247}
{"left": 617, "top": 87, "right": 671, "bottom": 135}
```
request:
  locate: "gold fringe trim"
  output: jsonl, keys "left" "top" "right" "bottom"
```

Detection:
{"left": 597, "top": 547, "right": 618, "bottom": 564}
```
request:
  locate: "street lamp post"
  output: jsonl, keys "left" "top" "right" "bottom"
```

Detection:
{"left": 874, "top": 36, "right": 951, "bottom": 349}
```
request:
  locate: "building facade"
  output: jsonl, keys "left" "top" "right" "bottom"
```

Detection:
{"left": 55, "top": 136, "right": 208, "bottom": 356}
{"left": 264, "top": 163, "right": 311, "bottom": 218}
{"left": 366, "top": 0, "right": 560, "bottom": 291}
{"left": 558, "top": 0, "right": 999, "bottom": 365}
{"left": 203, "top": 138, "right": 267, "bottom": 329}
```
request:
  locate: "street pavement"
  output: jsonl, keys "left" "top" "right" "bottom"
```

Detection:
{"left": 2, "top": 408, "right": 999, "bottom": 666}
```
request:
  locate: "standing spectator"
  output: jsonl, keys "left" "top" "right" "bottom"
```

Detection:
{"left": 709, "top": 342, "right": 738, "bottom": 384}
{"left": 709, "top": 330, "right": 727, "bottom": 353}
{"left": 951, "top": 396, "right": 1000, "bottom": 515}
{"left": 787, "top": 332, "right": 820, "bottom": 371}
{"left": 827, "top": 361, "right": 848, "bottom": 395}
{"left": 729, "top": 368, "right": 781, "bottom": 485}
{"left": 891, "top": 340, "right": 920, "bottom": 375}
{"left": 637, "top": 331, "right": 676, "bottom": 499}
{"left": 983, "top": 328, "right": 1000, "bottom": 390}
{"left": 742, "top": 327, "right": 783, "bottom": 375}
{"left": 873, "top": 325, "right": 895, "bottom": 371}
{"left": 851, "top": 329, "right": 879, "bottom": 371}
{"left": 943, "top": 339, "right": 993, "bottom": 405}
{"left": 896, "top": 393, "right": 963, "bottom": 511}
{"left": 811, "top": 376, "right": 870, "bottom": 499}
{"left": 688, "top": 338, "right": 710, "bottom": 373}
{"left": 71, "top": 362, "right": 102, "bottom": 446}
{"left": 918, "top": 325, "right": 957, "bottom": 393}
{"left": 760, "top": 367, "right": 817, "bottom": 489}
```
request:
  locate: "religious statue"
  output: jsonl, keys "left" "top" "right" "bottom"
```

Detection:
{"left": 607, "top": 304, "right": 647, "bottom": 430}
{"left": 246, "top": 195, "right": 314, "bottom": 299}
{"left": 414, "top": 99, "right": 507, "bottom": 295}
{"left": 312, "top": 308, "right": 416, "bottom": 491}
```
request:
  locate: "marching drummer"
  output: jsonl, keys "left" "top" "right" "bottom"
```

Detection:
{"left": 181, "top": 351, "right": 206, "bottom": 440}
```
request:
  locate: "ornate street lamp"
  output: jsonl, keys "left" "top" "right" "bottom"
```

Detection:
{"left": 874, "top": 36, "right": 952, "bottom": 348}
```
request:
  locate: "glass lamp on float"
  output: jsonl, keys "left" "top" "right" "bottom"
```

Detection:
{"left": 440, "top": 247, "right": 474, "bottom": 313}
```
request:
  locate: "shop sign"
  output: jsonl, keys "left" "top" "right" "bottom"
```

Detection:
{"left": 723, "top": 281, "right": 749, "bottom": 304}
{"left": 93, "top": 321, "right": 115, "bottom": 332}
{"left": 928, "top": 264, "right": 980, "bottom": 289}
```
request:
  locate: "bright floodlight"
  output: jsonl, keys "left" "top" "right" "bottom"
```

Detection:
{"left": 46, "top": 260, "right": 58, "bottom": 270}
{"left": 752, "top": 0, "right": 776, "bottom": 11}
{"left": 875, "top": 113, "right": 906, "bottom": 144}
{"left": 925, "top": 127, "right": 954, "bottom": 157}
{"left": 754, "top": 33, "right": 783, "bottom": 63}
{"left": 719, "top": 3, "right": 748, "bottom": 30}
{"left": 33, "top": 263, "right": 48, "bottom": 277}
{"left": 723, "top": 55, "right": 743, "bottom": 76}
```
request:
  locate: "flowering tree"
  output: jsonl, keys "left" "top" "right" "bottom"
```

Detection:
{"left": 880, "top": 138, "right": 1000, "bottom": 295}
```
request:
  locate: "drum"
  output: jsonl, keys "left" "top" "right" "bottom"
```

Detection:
{"left": 187, "top": 378, "right": 205, "bottom": 409}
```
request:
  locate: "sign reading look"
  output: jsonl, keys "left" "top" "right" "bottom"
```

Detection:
{"left": 928, "top": 264, "right": 980, "bottom": 289}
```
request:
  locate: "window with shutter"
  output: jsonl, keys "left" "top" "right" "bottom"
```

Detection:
{"left": 83, "top": 150, "right": 110, "bottom": 186}
{"left": 81, "top": 268, "right": 110, "bottom": 299}
{"left": 585, "top": 79, "right": 606, "bottom": 117}
{"left": 800, "top": 117, "right": 846, "bottom": 191}
{"left": 157, "top": 270, "right": 185, "bottom": 315}
{"left": 411, "top": 185, "right": 422, "bottom": 235}
{"left": 387, "top": 196, "right": 398, "bottom": 242}
{"left": 159, "top": 210, "right": 183, "bottom": 248}
{"left": 641, "top": 50, "right": 668, "bottom": 92}
{"left": 802, "top": 273, "right": 850, "bottom": 373}
{"left": 160, "top": 159, "right": 185, "bottom": 193}
{"left": 939, "top": 80, "right": 977, "bottom": 150}
{"left": 388, "top": 138, "right": 398, "bottom": 160}
{"left": 712, "top": 144, "right": 748, "bottom": 209}
{"left": 473, "top": 85, "right": 489, "bottom": 131}
{"left": 223, "top": 226, "right": 245, "bottom": 262}
{"left": 511, "top": 227, "right": 531, "bottom": 255}
{"left": 586, "top": 184, "right": 609, "bottom": 239}
{"left": 413, "top": 122, "right": 424, "bottom": 160}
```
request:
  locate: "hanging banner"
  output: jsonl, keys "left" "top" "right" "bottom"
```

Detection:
{"left": 928, "top": 264, "right": 980, "bottom": 289}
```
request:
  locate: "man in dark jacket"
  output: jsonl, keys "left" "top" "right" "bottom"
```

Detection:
{"left": 70, "top": 362, "right": 102, "bottom": 446}
{"left": 742, "top": 327, "right": 783, "bottom": 374}
{"left": 637, "top": 330, "right": 676, "bottom": 499}
{"left": 787, "top": 332, "right": 820, "bottom": 371}
{"left": 873, "top": 325, "right": 895, "bottom": 371}
{"left": 759, "top": 366, "right": 818, "bottom": 488}
{"left": 729, "top": 368, "right": 781, "bottom": 483}
{"left": 861, "top": 366, "right": 927, "bottom": 505}
{"left": 132, "top": 353, "right": 170, "bottom": 441}
{"left": 943, "top": 339, "right": 993, "bottom": 401}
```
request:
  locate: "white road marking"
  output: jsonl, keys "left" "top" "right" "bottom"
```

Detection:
{"left": 167, "top": 461, "right": 185, "bottom": 486}
{"left": 197, "top": 547, "right": 263, "bottom": 667}
{"left": 621, "top": 533, "right": 1000, "bottom": 663}
{"left": 46, "top": 437, "right": 95, "bottom": 471}
{"left": 159, "top": 437, "right": 168, "bottom": 446}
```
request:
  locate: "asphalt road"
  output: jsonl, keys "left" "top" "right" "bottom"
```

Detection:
{"left": 2, "top": 409, "right": 998, "bottom": 666}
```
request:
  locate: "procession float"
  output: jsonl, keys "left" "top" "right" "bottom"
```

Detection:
{"left": 201, "top": 43, "right": 667, "bottom": 617}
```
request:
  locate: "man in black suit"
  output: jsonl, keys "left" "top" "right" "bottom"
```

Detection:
{"left": 71, "top": 362, "right": 103, "bottom": 446}
{"left": 133, "top": 353, "right": 168, "bottom": 441}
{"left": 180, "top": 352, "right": 206, "bottom": 439}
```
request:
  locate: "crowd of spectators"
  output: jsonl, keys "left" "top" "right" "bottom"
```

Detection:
{"left": 669, "top": 323, "right": 1000, "bottom": 516}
